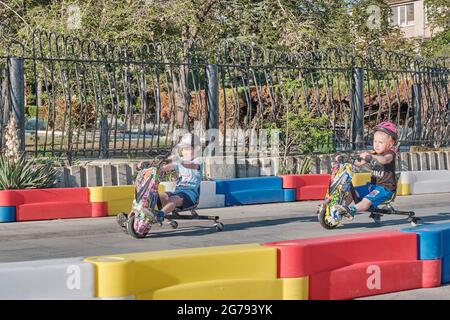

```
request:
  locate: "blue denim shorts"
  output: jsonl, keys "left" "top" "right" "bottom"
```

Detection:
{"left": 355, "top": 183, "right": 394, "bottom": 208}
{"left": 166, "top": 191, "right": 196, "bottom": 210}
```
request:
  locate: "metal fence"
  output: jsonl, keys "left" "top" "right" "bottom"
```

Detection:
{"left": 0, "top": 30, "right": 449, "bottom": 160}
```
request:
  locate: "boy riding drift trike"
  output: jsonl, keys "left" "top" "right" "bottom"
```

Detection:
{"left": 317, "top": 121, "right": 420, "bottom": 229}
{"left": 116, "top": 133, "right": 224, "bottom": 238}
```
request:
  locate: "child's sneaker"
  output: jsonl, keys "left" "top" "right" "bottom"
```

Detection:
{"left": 152, "top": 210, "right": 165, "bottom": 225}
{"left": 329, "top": 205, "right": 343, "bottom": 223}
{"left": 333, "top": 204, "right": 356, "bottom": 221}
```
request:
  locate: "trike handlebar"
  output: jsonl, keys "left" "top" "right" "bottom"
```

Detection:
{"left": 336, "top": 155, "right": 364, "bottom": 164}
{"left": 137, "top": 150, "right": 172, "bottom": 171}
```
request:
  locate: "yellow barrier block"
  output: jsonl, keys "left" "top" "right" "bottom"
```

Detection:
{"left": 88, "top": 186, "right": 134, "bottom": 216}
{"left": 397, "top": 183, "right": 410, "bottom": 196}
{"left": 107, "top": 199, "right": 132, "bottom": 215}
{"left": 397, "top": 172, "right": 411, "bottom": 196}
{"left": 85, "top": 244, "right": 308, "bottom": 300}
{"left": 89, "top": 184, "right": 168, "bottom": 216}
{"left": 150, "top": 277, "right": 308, "bottom": 300}
{"left": 352, "top": 173, "right": 410, "bottom": 196}
{"left": 352, "top": 173, "right": 371, "bottom": 187}
{"left": 158, "top": 184, "right": 168, "bottom": 193}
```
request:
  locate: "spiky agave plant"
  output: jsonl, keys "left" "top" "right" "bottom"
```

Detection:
{"left": 0, "top": 154, "right": 58, "bottom": 189}
{"left": 0, "top": 115, "right": 58, "bottom": 190}
{"left": 278, "top": 156, "right": 311, "bottom": 175}
{"left": 298, "top": 157, "right": 311, "bottom": 174}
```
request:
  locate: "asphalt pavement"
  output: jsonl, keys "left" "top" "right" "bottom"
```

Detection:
{"left": 1, "top": 192, "right": 450, "bottom": 299}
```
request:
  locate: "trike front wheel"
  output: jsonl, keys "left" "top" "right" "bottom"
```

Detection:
{"left": 317, "top": 204, "right": 339, "bottom": 230}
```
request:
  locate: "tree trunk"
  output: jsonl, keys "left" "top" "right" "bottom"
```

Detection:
{"left": 166, "top": 27, "right": 194, "bottom": 131}
{"left": 165, "top": 1, "right": 217, "bottom": 131}
{"left": 1, "top": 77, "right": 10, "bottom": 149}
{"left": 172, "top": 62, "right": 191, "bottom": 130}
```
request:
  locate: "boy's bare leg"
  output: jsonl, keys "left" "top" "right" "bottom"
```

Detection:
{"left": 162, "top": 196, "right": 184, "bottom": 214}
{"left": 354, "top": 198, "right": 372, "bottom": 212}
{"left": 159, "top": 192, "right": 170, "bottom": 207}
{"left": 151, "top": 192, "right": 183, "bottom": 223}
{"left": 159, "top": 192, "right": 183, "bottom": 212}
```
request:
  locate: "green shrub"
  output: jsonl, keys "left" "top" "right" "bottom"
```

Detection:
{"left": 264, "top": 107, "right": 334, "bottom": 155}
{"left": 0, "top": 153, "right": 58, "bottom": 190}
{"left": 278, "top": 156, "right": 311, "bottom": 175}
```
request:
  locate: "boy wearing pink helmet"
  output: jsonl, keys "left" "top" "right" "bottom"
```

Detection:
{"left": 331, "top": 121, "right": 399, "bottom": 222}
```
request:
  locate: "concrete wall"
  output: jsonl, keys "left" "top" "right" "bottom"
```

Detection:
{"left": 53, "top": 151, "right": 450, "bottom": 188}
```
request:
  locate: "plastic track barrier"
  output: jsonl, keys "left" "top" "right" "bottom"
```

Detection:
{"left": 0, "top": 258, "right": 95, "bottom": 299}
{"left": 215, "top": 177, "right": 296, "bottom": 206}
{"left": 2, "top": 223, "right": 450, "bottom": 299}
{"left": 281, "top": 174, "right": 331, "bottom": 201}
{"left": 0, "top": 188, "right": 106, "bottom": 221}
{"left": 89, "top": 186, "right": 134, "bottom": 216}
{"left": 408, "top": 170, "right": 450, "bottom": 195}
{"left": 402, "top": 222, "right": 450, "bottom": 284}
{"left": 263, "top": 231, "right": 441, "bottom": 300}
{"left": 198, "top": 181, "right": 225, "bottom": 209}
{"left": 0, "top": 206, "right": 15, "bottom": 223}
{"left": 352, "top": 172, "right": 410, "bottom": 196}
{"left": 85, "top": 244, "right": 308, "bottom": 300}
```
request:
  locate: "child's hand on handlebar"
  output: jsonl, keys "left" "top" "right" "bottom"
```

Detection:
{"left": 168, "top": 154, "right": 181, "bottom": 164}
{"left": 359, "top": 152, "right": 372, "bottom": 162}
{"left": 335, "top": 155, "right": 345, "bottom": 163}
{"left": 158, "top": 164, "right": 170, "bottom": 176}
{"left": 137, "top": 161, "right": 150, "bottom": 170}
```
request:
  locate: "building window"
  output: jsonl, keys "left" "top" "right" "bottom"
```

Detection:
{"left": 391, "top": 3, "right": 415, "bottom": 27}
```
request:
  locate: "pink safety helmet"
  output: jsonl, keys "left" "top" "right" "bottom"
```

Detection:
{"left": 374, "top": 121, "right": 398, "bottom": 141}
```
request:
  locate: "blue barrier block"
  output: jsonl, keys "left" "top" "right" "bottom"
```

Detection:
{"left": 215, "top": 177, "right": 282, "bottom": 195}
{"left": 401, "top": 222, "right": 450, "bottom": 284}
{"left": 401, "top": 222, "right": 450, "bottom": 260}
{"left": 226, "top": 189, "right": 295, "bottom": 206}
{"left": 0, "top": 206, "right": 16, "bottom": 223}
{"left": 443, "top": 255, "right": 450, "bottom": 284}
{"left": 283, "top": 189, "right": 296, "bottom": 202}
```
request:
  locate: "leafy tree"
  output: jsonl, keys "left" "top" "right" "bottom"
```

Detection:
{"left": 343, "top": 0, "right": 415, "bottom": 53}
{"left": 0, "top": 0, "right": 440, "bottom": 134}
{"left": 0, "top": 0, "right": 419, "bottom": 53}
{"left": 422, "top": 0, "right": 449, "bottom": 57}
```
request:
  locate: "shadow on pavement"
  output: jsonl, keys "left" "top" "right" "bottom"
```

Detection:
{"left": 142, "top": 212, "right": 450, "bottom": 238}
{"left": 339, "top": 212, "right": 450, "bottom": 229}
{"left": 144, "top": 215, "right": 319, "bottom": 238}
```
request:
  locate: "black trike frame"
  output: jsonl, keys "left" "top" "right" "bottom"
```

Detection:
{"left": 348, "top": 182, "right": 420, "bottom": 225}
{"left": 163, "top": 203, "right": 224, "bottom": 231}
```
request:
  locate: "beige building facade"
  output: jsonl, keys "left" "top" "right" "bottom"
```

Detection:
{"left": 388, "top": 0, "right": 437, "bottom": 38}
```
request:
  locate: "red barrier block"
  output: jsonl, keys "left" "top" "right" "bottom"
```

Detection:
{"left": 0, "top": 188, "right": 90, "bottom": 205}
{"left": 310, "top": 259, "right": 441, "bottom": 300}
{"left": 264, "top": 231, "right": 418, "bottom": 278}
{"left": 0, "top": 190, "right": 24, "bottom": 206}
{"left": 17, "top": 202, "right": 94, "bottom": 221}
{"left": 91, "top": 202, "right": 108, "bottom": 218}
{"left": 0, "top": 188, "right": 99, "bottom": 221}
{"left": 422, "top": 259, "right": 442, "bottom": 288}
{"left": 281, "top": 174, "right": 331, "bottom": 200}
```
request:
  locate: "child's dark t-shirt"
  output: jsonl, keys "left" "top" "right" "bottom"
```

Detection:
{"left": 370, "top": 150, "right": 396, "bottom": 192}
